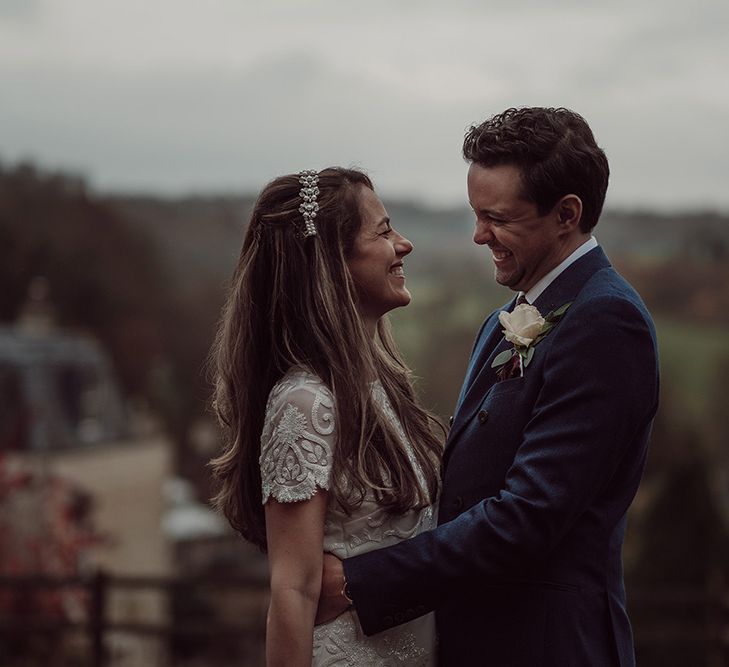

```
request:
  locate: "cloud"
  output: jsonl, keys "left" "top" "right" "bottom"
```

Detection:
{"left": 0, "top": 0, "right": 728, "bottom": 210}
{"left": 0, "top": 0, "right": 39, "bottom": 21}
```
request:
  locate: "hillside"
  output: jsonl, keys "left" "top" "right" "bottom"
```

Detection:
{"left": 108, "top": 194, "right": 729, "bottom": 287}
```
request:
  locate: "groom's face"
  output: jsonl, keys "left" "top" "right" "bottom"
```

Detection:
{"left": 467, "top": 162, "right": 566, "bottom": 293}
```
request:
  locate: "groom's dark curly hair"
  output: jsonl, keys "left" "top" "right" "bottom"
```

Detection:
{"left": 462, "top": 107, "right": 609, "bottom": 232}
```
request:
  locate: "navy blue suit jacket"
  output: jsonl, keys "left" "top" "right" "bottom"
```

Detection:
{"left": 344, "top": 247, "right": 659, "bottom": 667}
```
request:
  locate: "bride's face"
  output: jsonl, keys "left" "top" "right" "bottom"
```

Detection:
{"left": 346, "top": 186, "right": 413, "bottom": 327}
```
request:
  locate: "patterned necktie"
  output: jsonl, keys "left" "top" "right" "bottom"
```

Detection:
{"left": 515, "top": 292, "right": 529, "bottom": 307}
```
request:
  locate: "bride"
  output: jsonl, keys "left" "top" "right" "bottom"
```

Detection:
{"left": 209, "top": 167, "right": 444, "bottom": 666}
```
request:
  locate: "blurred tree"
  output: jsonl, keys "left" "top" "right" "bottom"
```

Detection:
{"left": 627, "top": 378, "right": 729, "bottom": 666}
{"left": 618, "top": 255, "right": 729, "bottom": 326}
{"left": 628, "top": 451, "right": 729, "bottom": 667}
{"left": 0, "top": 162, "right": 191, "bottom": 443}
{"left": 631, "top": 451, "right": 729, "bottom": 587}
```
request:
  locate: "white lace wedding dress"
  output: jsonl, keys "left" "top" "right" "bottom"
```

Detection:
{"left": 259, "top": 368, "right": 437, "bottom": 666}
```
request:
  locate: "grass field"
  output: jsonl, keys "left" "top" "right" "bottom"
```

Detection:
{"left": 654, "top": 317, "right": 729, "bottom": 422}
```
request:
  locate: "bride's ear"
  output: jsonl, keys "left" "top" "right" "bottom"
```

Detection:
{"left": 556, "top": 195, "right": 582, "bottom": 233}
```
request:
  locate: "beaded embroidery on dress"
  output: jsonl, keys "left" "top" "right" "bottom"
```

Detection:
{"left": 260, "top": 372, "right": 335, "bottom": 504}
{"left": 260, "top": 368, "right": 437, "bottom": 666}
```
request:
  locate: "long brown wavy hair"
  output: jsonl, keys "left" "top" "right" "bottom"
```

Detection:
{"left": 209, "top": 167, "right": 443, "bottom": 550}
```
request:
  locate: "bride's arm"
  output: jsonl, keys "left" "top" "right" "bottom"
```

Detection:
{"left": 265, "top": 491, "right": 328, "bottom": 667}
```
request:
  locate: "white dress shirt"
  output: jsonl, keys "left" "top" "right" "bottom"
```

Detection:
{"left": 521, "top": 236, "right": 598, "bottom": 304}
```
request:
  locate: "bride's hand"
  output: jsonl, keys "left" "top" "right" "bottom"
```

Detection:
{"left": 315, "top": 553, "right": 352, "bottom": 625}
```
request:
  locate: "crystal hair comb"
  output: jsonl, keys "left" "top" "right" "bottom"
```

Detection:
{"left": 298, "top": 170, "right": 319, "bottom": 238}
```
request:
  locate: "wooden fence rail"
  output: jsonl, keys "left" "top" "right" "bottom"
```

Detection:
{"left": 1, "top": 574, "right": 728, "bottom": 666}
{"left": 0, "top": 572, "right": 268, "bottom": 666}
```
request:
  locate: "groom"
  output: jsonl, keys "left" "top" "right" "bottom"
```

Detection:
{"left": 320, "top": 107, "right": 659, "bottom": 666}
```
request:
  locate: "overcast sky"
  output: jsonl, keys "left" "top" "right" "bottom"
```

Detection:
{"left": 1, "top": 0, "right": 728, "bottom": 211}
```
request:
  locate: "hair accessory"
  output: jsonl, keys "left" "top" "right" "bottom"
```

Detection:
{"left": 298, "top": 170, "right": 319, "bottom": 238}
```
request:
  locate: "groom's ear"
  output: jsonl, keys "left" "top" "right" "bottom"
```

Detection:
{"left": 555, "top": 195, "right": 582, "bottom": 234}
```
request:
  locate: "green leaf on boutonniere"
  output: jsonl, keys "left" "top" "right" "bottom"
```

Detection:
{"left": 545, "top": 301, "right": 572, "bottom": 322}
{"left": 532, "top": 322, "right": 554, "bottom": 345}
{"left": 491, "top": 349, "right": 514, "bottom": 368}
{"left": 523, "top": 345, "right": 536, "bottom": 368}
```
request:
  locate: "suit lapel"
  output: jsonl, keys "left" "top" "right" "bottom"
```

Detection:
{"left": 447, "top": 297, "right": 514, "bottom": 452}
{"left": 445, "top": 246, "right": 612, "bottom": 457}
{"left": 448, "top": 332, "right": 510, "bottom": 447}
{"left": 530, "top": 246, "right": 611, "bottom": 316}
{"left": 456, "top": 295, "right": 516, "bottom": 410}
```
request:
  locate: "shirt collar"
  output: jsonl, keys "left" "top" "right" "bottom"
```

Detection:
{"left": 523, "top": 236, "right": 598, "bottom": 304}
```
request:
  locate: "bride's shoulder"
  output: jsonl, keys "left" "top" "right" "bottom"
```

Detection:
{"left": 267, "top": 366, "right": 334, "bottom": 411}
{"left": 259, "top": 367, "right": 337, "bottom": 505}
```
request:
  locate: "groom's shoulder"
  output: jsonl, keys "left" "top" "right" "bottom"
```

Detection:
{"left": 582, "top": 264, "right": 645, "bottom": 306}
{"left": 576, "top": 265, "right": 655, "bottom": 331}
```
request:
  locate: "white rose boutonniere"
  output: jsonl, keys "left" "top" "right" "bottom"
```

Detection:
{"left": 491, "top": 301, "right": 572, "bottom": 381}
{"left": 499, "top": 304, "right": 545, "bottom": 348}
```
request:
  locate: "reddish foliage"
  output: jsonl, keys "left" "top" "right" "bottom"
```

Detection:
{"left": 0, "top": 454, "right": 104, "bottom": 621}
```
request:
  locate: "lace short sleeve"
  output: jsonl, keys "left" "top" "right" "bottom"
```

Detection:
{"left": 259, "top": 370, "right": 336, "bottom": 504}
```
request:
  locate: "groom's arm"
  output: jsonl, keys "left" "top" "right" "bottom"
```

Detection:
{"left": 343, "top": 295, "right": 659, "bottom": 635}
